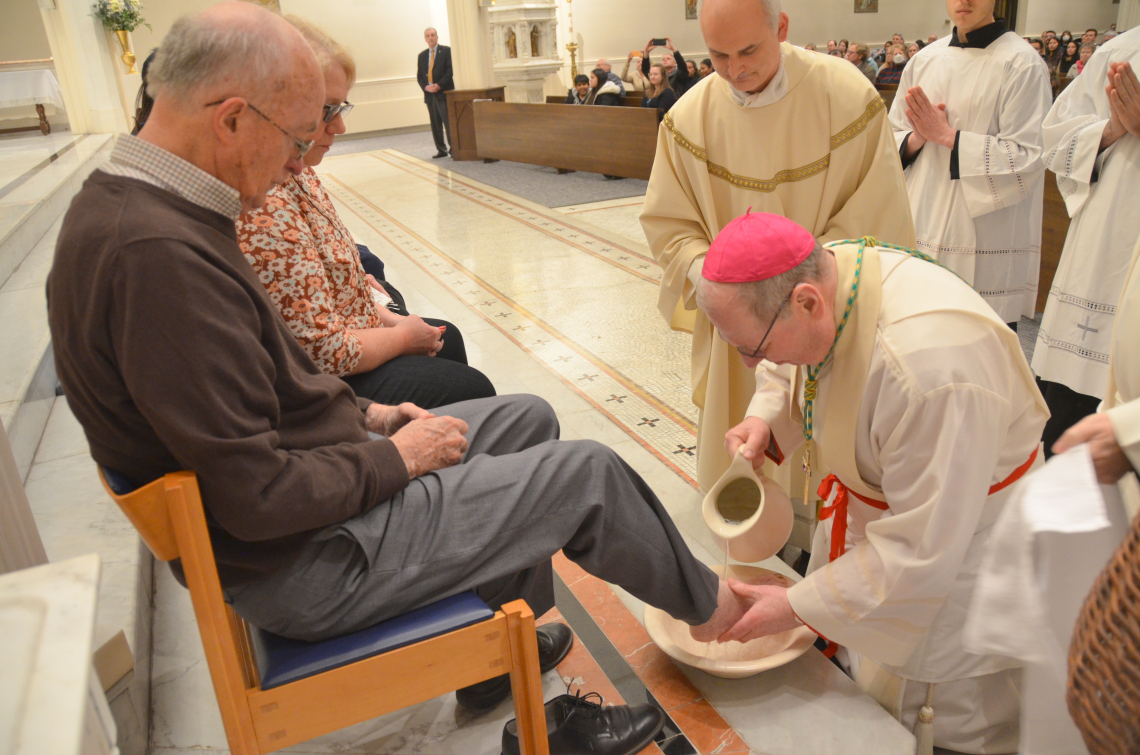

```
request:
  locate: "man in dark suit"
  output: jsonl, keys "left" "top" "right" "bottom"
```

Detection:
{"left": 417, "top": 27, "right": 454, "bottom": 158}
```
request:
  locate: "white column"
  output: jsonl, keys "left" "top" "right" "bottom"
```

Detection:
{"left": 1120, "top": 0, "right": 1140, "bottom": 30}
{"left": 445, "top": 0, "right": 498, "bottom": 90}
{"left": 37, "top": 0, "right": 130, "bottom": 134}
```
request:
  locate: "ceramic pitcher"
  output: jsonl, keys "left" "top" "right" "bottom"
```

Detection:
{"left": 702, "top": 448, "right": 794, "bottom": 562}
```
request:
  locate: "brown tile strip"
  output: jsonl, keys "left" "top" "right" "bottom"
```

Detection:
{"left": 551, "top": 554, "right": 751, "bottom": 755}
{"left": 537, "top": 608, "right": 664, "bottom": 755}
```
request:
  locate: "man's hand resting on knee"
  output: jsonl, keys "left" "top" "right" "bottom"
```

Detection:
{"left": 390, "top": 415, "right": 470, "bottom": 478}
{"left": 366, "top": 402, "right": 435, "bottom": 436}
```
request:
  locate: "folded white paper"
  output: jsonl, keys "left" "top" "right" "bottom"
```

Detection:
{"left": 1022, "top": 444, "right": 1110, "bottom": 534}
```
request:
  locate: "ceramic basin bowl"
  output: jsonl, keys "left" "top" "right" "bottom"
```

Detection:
{"left": 643, "top": 564, "right": 816, "bottom": 679}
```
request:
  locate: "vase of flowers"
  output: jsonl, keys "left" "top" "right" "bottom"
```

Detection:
{"left": 91, "top": 0, "right": 151, "bottom": 74}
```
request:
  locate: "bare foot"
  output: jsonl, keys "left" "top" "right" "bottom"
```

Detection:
{"left": 689, "top": 579, "right": 751, "bottom": 642}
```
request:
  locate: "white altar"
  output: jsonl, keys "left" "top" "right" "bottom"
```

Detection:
{"left": 487, "top": 0, "right": 563, "bottom": 103}
{"left": 0, "top": 69, "right": 64, "bottom": 135}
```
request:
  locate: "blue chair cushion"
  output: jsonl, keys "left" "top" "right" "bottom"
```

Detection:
{"left": 102, "top": 466, "right": 140, "bottom": 495}
{"left": 250, "top": 591, "right": 495, "bottom": 690}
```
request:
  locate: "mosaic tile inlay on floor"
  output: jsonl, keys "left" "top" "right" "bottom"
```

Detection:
{"left": 319, "top": 151, "right": 700, "bottom": 485}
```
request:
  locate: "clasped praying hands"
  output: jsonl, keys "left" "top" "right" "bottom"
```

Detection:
{"left": 904, "top": 85, "right": 957, "bottom": 153}
{"left": 1101, "top": 61, "right": 1140, "bottom": 150}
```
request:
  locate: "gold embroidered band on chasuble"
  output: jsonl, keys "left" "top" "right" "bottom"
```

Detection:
{"left": 662, "top": 96, "right": 887, "bottom": 193}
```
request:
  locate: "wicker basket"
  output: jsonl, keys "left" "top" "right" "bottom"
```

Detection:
{"left": 1067, "top": 506, "right": 1140, "bottom": 754}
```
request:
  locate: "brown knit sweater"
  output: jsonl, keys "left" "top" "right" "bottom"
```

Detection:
{"left": 47, "top": 171, "right": 409, "bottom": 586}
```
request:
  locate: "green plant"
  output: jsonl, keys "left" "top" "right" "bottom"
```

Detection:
{"left": 91, "top": 0, "right": 151, "bottom": 33}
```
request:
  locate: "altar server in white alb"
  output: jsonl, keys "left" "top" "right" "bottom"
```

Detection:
{"left": 1033, "top": 28, "right": 1140, "bottom": 454}
{"left": 697, "top": 212, "right": 1047, "bottom": 753}
{"left": 890, "top": 0, "right": 1052, "bottom": 327}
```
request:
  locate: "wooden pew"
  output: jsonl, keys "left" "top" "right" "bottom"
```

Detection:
{"left": 474, "top": 102, "right": 658, "bottom": 180}
{"left": 544, "top": 94, "right": 645, "bottom": 107}
{"left": 876, "top": 84, "right": 898, "bottom": 110}
{"left": 1038, "top": 169, "right": 1071, "bottom": 313}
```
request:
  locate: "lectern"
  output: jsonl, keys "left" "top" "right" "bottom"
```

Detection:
{"left": 445, "top": 87, "right": 506, "bottom": 161}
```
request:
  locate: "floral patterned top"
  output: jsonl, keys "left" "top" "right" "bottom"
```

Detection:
{"left": 236, "top": 168, "right": 389, "bottom": 376}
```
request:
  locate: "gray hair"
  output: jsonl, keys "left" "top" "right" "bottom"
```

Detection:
{"left": 702, "top": 242, "right": 828, "bottom": 322}
{"left": 148, "top": 12, "right": 292, "bottom": 101}
{"left": 699, "top": 0, "right": 782, "bottom": 32}
{"left": 425, "top": 27, "right": 437, "bottom": 35}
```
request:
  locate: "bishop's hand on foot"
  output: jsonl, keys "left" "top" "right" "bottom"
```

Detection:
{"left": 716, "top": 578, "right": 800, "bottom": 643}
{"left": 689, "top": 574, "right": 795, "bottom": 643}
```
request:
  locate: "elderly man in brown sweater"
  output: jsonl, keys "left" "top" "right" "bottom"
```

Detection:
{"left": 46, "top": 3, "right": 749, "bottom": 743}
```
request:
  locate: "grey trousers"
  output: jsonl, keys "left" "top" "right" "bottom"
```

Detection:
{"left": 228, "top": 394, "right": 719, "bottom": 642}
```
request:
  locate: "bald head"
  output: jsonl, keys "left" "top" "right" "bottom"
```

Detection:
{"left": 140, "top": 1, "right": 325, "bottom": 213}
{"left": 700, "top": 0, "right": 782, "bottom": 32}
{"left": 700, "top": 0, "right": 788, "bottom": 94}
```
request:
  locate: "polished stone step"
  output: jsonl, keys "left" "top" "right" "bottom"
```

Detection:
{"left": 0, "top": 132, "right": 111, "bottom": 289}
{"left": 0, "top": 132, "right": 112, "bottom": 481}
{"left": 0, "top": 215, "right": 60, "bottom": 481}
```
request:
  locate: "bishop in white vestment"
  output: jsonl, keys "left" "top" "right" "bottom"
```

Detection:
{"left": 699, "top": 212, "right": 1047, "bottom": 753}
{"left": 1033, "top": 28, "right": 1140, "bottom": 452}
{"left": 889, "top": 3, "right": 1052, "bottom": 326}
{"left": 641, "top": 0, "right": 914, "bottom": 492}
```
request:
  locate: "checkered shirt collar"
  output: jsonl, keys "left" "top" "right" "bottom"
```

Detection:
{"left": 103, "top": 133, "right": 243, "bottom": 221}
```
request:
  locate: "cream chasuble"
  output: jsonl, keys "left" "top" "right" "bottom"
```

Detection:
{"left": 748, "top": 241, "right": 1047, "bottom": 751}
{"left": 641, "top": 43, "right": 915, "bottom": 493}
{"left": 889, "top": 32, "right": 1052, "bottom": 324}
{"left": 1033, "top": 28, "right": 1140, "bottom": 400}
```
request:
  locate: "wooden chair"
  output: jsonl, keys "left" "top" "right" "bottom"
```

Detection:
{"left": 98, "top": 468, "right": 550, "bottom": 755}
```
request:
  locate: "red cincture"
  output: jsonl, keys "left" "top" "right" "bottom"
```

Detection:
{"left": 808, "top": 447, "right": 1039, "bottom": 654}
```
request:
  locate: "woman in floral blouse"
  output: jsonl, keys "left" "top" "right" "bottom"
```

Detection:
{"left": 236, "top": 19, "right": 494, "bottom": 409}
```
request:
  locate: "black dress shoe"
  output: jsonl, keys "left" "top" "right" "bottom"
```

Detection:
{"left": 501, "top": 691, "right": 665, "bottom": 755}
{"left": 456, "top": 622, "right": 574, "bottom": 711}
{"left": 432, "top": 151, "right": 449, "bottom": 158}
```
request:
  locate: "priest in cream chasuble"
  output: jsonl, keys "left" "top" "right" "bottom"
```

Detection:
{"left": 640, "top": 0, "right": 915, "bottom": 493}
{"left": 889, "top": 0, "right": 1052, "bottom": 327}
{"left": 697, "top": 213, "right": 1047, "bottom": 753}
{"left": 1033, "top": 28, "right": 1140, "bottom": 454}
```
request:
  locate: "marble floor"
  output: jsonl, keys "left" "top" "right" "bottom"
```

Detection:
{"left": 0, "top": 131, "right": 97, "bottom": 241}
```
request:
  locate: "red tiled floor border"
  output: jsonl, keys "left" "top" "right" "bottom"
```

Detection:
{"left": 551, "top": 554, "right": 750, "bottom": 755}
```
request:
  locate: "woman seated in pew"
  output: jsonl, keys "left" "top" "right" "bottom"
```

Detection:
{"left": 585, "top": 68, "right": 623, "bottom": 105}
{"left": 1059, "top": 40, "right": 1079, "bottom": 77}
{"left": 640, "top": 64, "right": 678, "bottom": 122}
{"left": 875, "top": 43, "right": 908, "bottom": 86}
{"left": 235, "top": 18, "right": 495, "bottom": 410}
{"left": 621, "top": 52, "right": 648, "bottom": 92}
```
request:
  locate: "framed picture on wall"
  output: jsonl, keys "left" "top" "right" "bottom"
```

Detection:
{"left": 686, "top": 0, "right": 698, "bottom": 19}
{"left": 855, "top": 0, "right": 878, "bottom": 12}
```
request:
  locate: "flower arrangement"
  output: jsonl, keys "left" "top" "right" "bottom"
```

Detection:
{"left": 91, "top": 0, "right": 151, "bottom": 33}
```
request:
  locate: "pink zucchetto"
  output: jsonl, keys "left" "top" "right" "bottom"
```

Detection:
{"left": 702, "top": 210, "right": 816, "bottom": 283}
